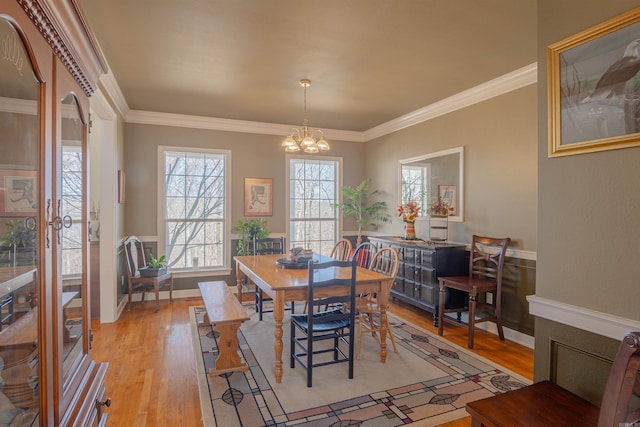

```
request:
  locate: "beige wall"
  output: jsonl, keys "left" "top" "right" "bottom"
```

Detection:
{"left": 365, "top": 85, "right": 538, "bottom": 251}
{"left": 123, "top": 123, "right": 366, "bottom": 237}
{"left": 537, "top": 0, "right": 640, "bottom": 320}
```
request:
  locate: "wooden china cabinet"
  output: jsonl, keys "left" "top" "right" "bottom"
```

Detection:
{"left": 0, "top": 1, "right": 109, "bottom": 426}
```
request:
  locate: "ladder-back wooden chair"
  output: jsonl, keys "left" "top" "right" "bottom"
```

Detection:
{"left": 123, "top": 236, "right": 173, "bottom": 311}
{"left": 437, "top": 235, "right": 510, "bottom": 349}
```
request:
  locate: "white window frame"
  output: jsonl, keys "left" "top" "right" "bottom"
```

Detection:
{"left": 157, "top": 146, "right": 231, "bottom": 276}
{"left": 285, "top": 154, "right": 343, "bottom": 256}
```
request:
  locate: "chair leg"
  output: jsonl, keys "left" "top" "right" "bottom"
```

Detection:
{"left": 169, "top": 277, "right": 173, "bottom": 303}
{"left": 494, "top": 292, "right": 505, "bottom": 341}
{"left": 468, "top": 291, "right": 477, "bottom": 349}
{"left": 356, "top": 313, "right": 364, "bottom": 360}
{"left": 383, "top": 315, "right": 398, "bottom": 354}
{"left": 307, "top": 332, "right": 313, "bottom": 387}
{"left": 257, "top": 290, "right": 264, "bottom": 321}
{"left": 127, "top": 283, "right": 132, "bottom": 311}
{"left": 437, "top": 283, "right": 446, "bottom": 336}
{"left": 154, "top": 280, "right": 160, "bottom": 311}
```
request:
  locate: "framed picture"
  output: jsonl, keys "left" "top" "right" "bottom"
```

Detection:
{"left": 548, "top": 7, "right": 640, "bottom": 157}
{"left": 0, "top": 170, "right": 37, "bottom": 216}
{"left": 438, "top": 185, "right": 456, "bottom": 216}
{"left": 118, "top": 170, "right": 125, "bottom": 204}
{"left": 244, "top": 178, "right": 272, "bottom": 216}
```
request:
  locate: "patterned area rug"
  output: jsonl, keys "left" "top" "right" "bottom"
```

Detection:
{"left": 190, "top": 305, "right": 530, "bottom": 427}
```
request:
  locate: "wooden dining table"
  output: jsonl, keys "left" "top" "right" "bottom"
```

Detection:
{"left": 234, "top": 253, "right": 393, "bottom": 384}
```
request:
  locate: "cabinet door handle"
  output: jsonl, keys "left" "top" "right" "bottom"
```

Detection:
{"left": 46, "top": 199, "right": 72, "bottom": 247}
{"left": 98, "top": 397, "right": 111, "bottom": 407}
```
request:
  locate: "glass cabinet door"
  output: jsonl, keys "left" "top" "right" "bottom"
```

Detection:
{"left": 57, "top": 92, "right": 88, "bottom": 412}
{"left": 0, "top": 17, "right": 42, "bottom": 424}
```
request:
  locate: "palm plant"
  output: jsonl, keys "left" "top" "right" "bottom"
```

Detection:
{"left": 334, "top": 179, "right": 390, "bottom": 245}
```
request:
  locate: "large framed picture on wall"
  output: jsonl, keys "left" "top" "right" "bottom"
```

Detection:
{"left": 548, "top": 6, "right": 640, "bottom": 157}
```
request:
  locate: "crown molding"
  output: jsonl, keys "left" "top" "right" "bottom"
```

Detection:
{"left": 363, "top": 62, "right": 538, "bottom": 141}
{"left": 100, "top": 62, "right": 538, "bottom": 141}
{"left": 98, "top": 68, "right": 129, "bottom": 118}
{"left": 125, "top": 109, "right": 365, "bottom": 142}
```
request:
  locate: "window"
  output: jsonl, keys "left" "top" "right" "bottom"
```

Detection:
{"left": 61, "top": 145, "right": 83, "bottom": 276}
{"left": 401, "top": 164, "right": 428, "bottom": 212}
{"left": 288, "top": 157, "right": 341, "bottom": 256}
{"left": 160, "top": 148, "right": 229, "bottom": 270}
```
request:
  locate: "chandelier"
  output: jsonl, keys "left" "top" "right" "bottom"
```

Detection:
{"left": 281, "top": 79, "right": 330, "bottom": 153}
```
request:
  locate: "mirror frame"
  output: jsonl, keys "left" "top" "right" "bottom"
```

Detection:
{"left": 399, "top": 146, "right": 464, "bottom": 222}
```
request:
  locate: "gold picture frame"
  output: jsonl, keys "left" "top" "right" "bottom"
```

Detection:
{"left": 244, "top": 178, "right": 272, "bottom": 216}
{"left": 548, "top": 6, "right": 640, "bottom": 157}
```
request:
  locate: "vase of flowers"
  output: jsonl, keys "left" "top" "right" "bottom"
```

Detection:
{"left": 427, "top": 198, "right": 453, "bottom": 217}
{"left": 398, "top": 201, "right": 421, "bottom": 240}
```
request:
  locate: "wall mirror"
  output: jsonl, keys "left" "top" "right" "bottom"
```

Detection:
{"left": 399, "top": 146, "right": 464, "bottom": 222}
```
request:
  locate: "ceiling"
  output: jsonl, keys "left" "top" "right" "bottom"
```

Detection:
{"left": 79, "top": 0, "right": 537, "bottom": 133}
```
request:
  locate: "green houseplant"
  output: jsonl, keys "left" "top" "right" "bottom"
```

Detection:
{"left": 233, "top": 219, "right": 269, "bottom": 256}
{"left": 333, "top": 179, "right": 390, "bottom": 246}
{"left": 139, "top": 252, "right": 168, "bottom": 277}
{"left": 0, "top": 219, "right": 37, "bottom": 266}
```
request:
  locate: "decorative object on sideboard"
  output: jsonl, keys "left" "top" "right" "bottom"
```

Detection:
{"left": 281, "top": 79, "right": 330, "bottom": 153}
{"left": 398, "top": 200, "right": 420, "bottom": 240}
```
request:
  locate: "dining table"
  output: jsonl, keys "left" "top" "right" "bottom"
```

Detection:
{"left": 234, "top": 253, "right": 394, "bottom": 384}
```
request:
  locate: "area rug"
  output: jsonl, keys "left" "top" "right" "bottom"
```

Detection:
{"left": 190, "top": 305, "right": 530, "bottom": 427}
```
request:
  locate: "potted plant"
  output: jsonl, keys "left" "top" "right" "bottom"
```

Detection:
{"left": 333, "top": 179, "right": 390, "bottom": 246}
{"left": 0, "top": 218, "right": 37, "bottom": 266}
{"left": 233, "top": 219, "right": 269, "bottom": 256}
{"left": 139, "top": 252, "right": 168, "bottom": 277}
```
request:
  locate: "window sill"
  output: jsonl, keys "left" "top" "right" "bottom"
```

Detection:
{"left": 171, "top": 269, "right": 231, "bottom": 279}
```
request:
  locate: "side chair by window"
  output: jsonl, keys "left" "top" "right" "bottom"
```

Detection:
{"left": 252, "top": 236, "right": 293, "bottom": 320}
{"left": 437, "top": 235, "right": 511, "bottom": 349}
{"left": 290, "top": 258, "right": 357, "bottom": 387}
{"left": 355, "top": 247, "right": 399, "bottom": 359}
{"left": 123, "top": 235, "right": 173, "bottom": 311}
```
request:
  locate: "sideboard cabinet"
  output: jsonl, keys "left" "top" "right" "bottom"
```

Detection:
{"left": 369, "top": 237, "right": 467, "bottom": 323}
{"left": 0, "top": 1, "right": 108, "bottom": 426}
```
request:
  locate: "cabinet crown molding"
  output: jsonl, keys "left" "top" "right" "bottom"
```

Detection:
{"left": 18, "top": 0, "right": 107, "bottom": 96}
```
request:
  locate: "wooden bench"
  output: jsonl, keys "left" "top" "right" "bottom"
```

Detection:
{"left": 466, "top": 331, "right": 640, "bottom": 427}
{"left": 198, "top": 281, "right": 250, "bottom": 376}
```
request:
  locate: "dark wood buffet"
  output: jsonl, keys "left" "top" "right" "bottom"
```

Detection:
{"left": 368, "top": 236, "right": 467, "bottom": 324}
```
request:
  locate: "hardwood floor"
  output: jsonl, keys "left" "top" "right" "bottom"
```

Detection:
{"left": 91, "top": 297, "right": 533, "bottom": 426}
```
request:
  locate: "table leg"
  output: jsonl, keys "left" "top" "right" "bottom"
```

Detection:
{"left": 235, "top": 264, "right": 244, "bottom": 302}
{"left": 273, "top": 291, "right": 285, "bottom": 383}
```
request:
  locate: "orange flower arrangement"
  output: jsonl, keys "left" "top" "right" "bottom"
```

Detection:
{"left": 397, "top": 201, "right": 421, "bottom": 223}
{"left": 428, "top": 198, "right": 454, "bottom": 216}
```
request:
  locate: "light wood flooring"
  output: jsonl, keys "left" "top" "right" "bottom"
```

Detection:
{"left": 91, "top": 297, "right": 533, "bottom": 426}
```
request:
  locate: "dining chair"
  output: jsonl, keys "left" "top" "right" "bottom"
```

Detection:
{"left": 351, "top": 241, "right": 377, "bottom": 269}
{"left": 437, "top": 235, "right": 511, "bottom": 349}
{"left": 290, "top": 258, "right": 357, "bottom": 387}
{"left": 123, "top": 235, "right": 173, "bottom": 311}
{"left": 355, "top": 247, "right": 399, "bottom": 359}
{"left": 252, "top": 236, "right": 293, "bottom": 320}
{"left": 330, "top": 239, "right": 353, "bottom": 261}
